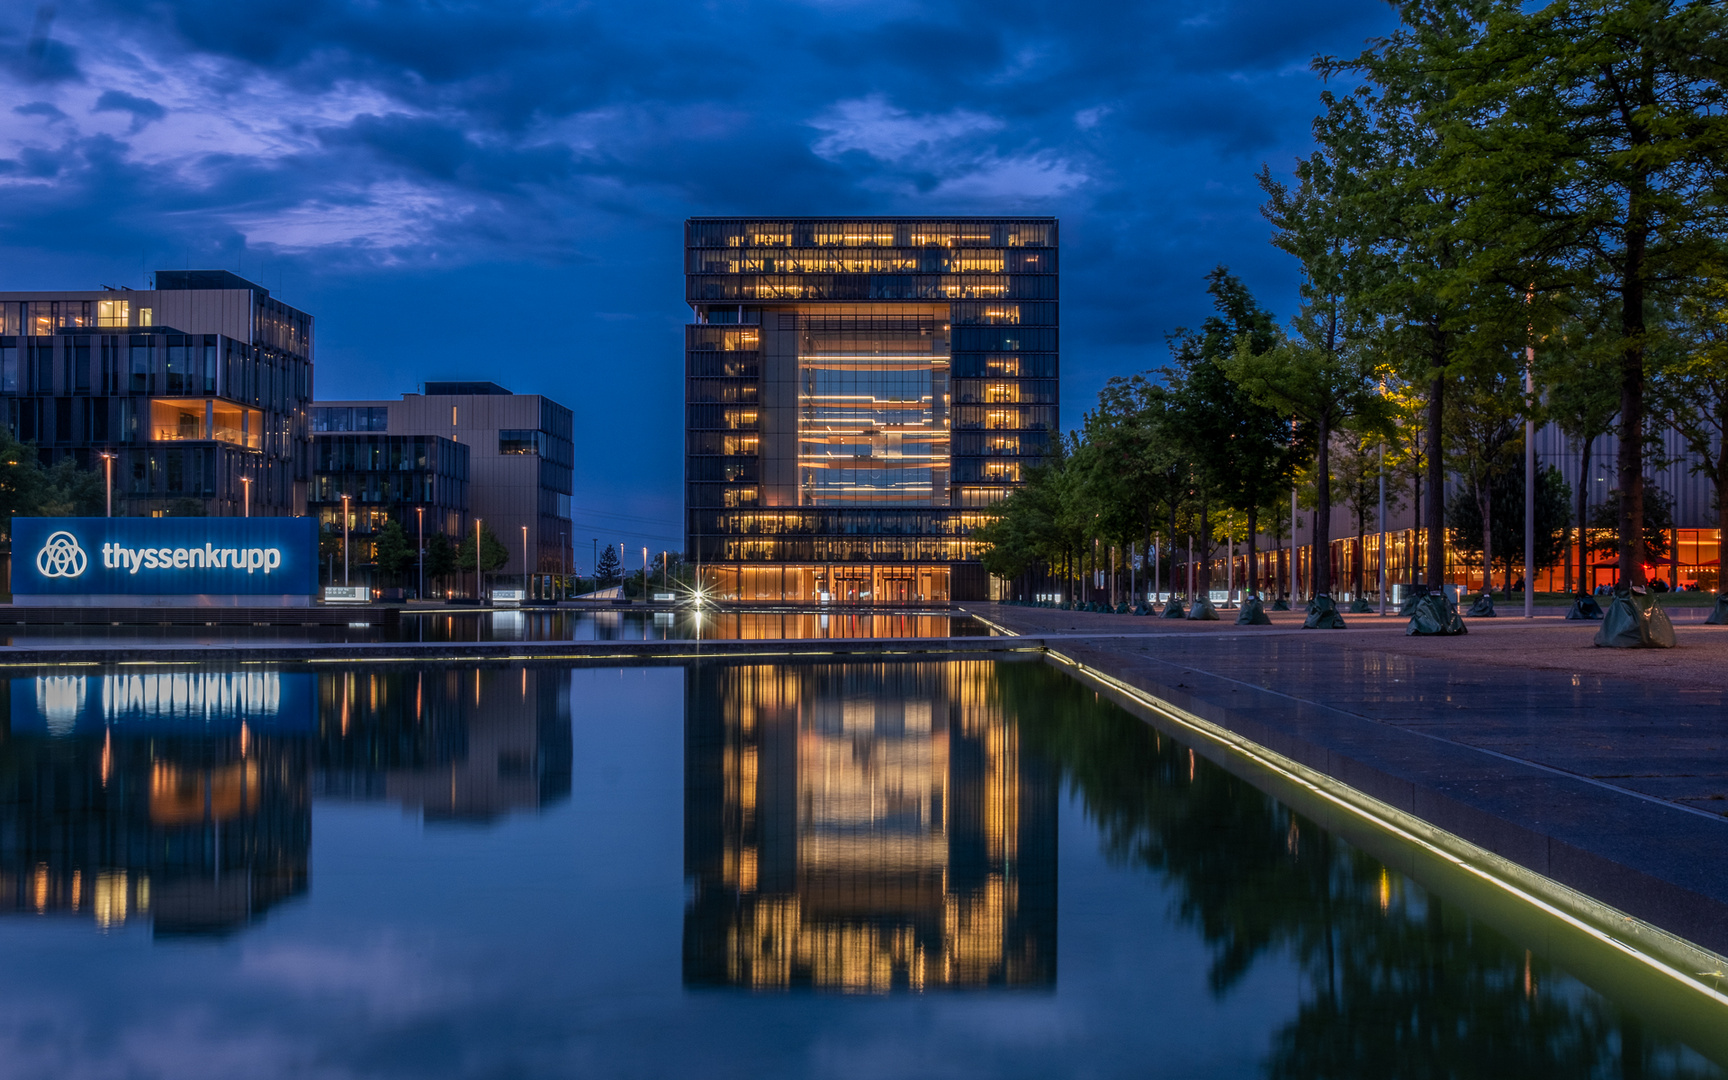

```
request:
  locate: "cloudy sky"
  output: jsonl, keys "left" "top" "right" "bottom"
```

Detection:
{"left": 0, "top": 0, "right": 1397, "bottom": 558}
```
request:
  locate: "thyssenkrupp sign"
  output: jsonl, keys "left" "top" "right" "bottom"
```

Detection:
{"left": 12, "top": 517, "right": 318, "bottom": 604}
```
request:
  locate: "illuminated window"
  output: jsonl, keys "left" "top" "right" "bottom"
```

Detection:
{"left": 96, "top": 300, "right": 130, "bottom": 327}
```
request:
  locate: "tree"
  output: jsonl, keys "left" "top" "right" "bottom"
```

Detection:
{"left": 1441, "top": 0, "right": 1728, "bottom": 585}
{"left": 594, "top": 542, "right": 622, "bottom": 585}
{"left": 425, "top": 532, "right": 456, "bottom": 594}
{"left": 1443, "top": 368, "right": 1524, "bottom": 593}
{"left": 1653, "top": 265, "right": 1728, "bottom": 588}
{"left": 1323, "top": 14, "right": 1486, "bottom": 590}
{"left": 1164, "top": 268, "right": 1300, "bottom": 595}
{"left": 456, "top": 523, "right": 510, "bottom": 583}
{"left": 165, "top": 497, "right": 206, "bottom": 517}
{"left": 1588, "top": 486, "right": 1674, "bottom": 569}
{"left": 1447, "top": 460, "right": 1571, "bottom": 590}
{"left": 1331, "top": 430, "right": 1402, "bottom": 599}
{"left": 36, "top": 457, "right": 103, "bottom": 518}
{"left": 374, "top": 518, "right": 414, "bottom": 585}
{"left": 1539, "top": 310, "right": 1622, "bottom": 593}
{"left": 1228, "top": 153, "right": 1392, "bottom": 597}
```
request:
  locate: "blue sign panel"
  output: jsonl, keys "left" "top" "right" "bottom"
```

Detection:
{"left": 11, "top": 517, "right": 318, "bottom": 598}
{"left": 10, "top": 670, "right": 315, "bottom": 735}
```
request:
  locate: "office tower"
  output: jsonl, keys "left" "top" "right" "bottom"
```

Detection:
{"left": 0, "top": 270, "right": 313, "bottom": 516}
{"left": 685, "top": 218, "right": 1058, "bottom": 603}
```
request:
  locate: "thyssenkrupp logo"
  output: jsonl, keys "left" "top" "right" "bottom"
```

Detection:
{"left": 36, "top": 531, "right": 87, "bottom": 578}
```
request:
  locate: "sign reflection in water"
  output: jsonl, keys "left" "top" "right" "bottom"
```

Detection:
{"left": 684, "top": 661, "right": 1056, "bottom": 991}
{"left": 0, "top": 666, "right": 572, "bottom": 935}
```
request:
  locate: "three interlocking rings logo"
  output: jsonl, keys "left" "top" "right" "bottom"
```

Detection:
{"left": 36, "top": 531, "right": 87, "bottom": 578}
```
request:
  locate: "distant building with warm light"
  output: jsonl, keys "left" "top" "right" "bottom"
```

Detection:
{"left": 0, "top": 269, "right": 313, "bottom": 516}
{"left": 684, "top": 218, "right": 1059, "bottom": 603}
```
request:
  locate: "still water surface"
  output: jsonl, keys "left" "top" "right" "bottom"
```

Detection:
{"left": 0, "top": 607, "right": 987, "bottom": 647}
{"left": 0, "top": 660, "right": 1720, "bottom": 1078}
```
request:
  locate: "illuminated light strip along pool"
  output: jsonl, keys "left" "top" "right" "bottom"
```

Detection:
{"left": 1044, "top": 646, "right": 1728, "bottom": 1009}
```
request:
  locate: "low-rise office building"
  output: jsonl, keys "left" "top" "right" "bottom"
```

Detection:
{"left": 308, "top": 420, "right": 470, "bottom": 589}
{"left": 0, "top": 270, "right": 313, "bottom": 516}
{"left": 314, "top": 383, "right": 573, "bottom": 591}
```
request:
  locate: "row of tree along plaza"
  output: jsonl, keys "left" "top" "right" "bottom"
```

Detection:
{"left": 977, "top": 0, "right": 1728, "bottom": 646}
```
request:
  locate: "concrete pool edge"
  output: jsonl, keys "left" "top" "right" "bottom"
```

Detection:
{"left": 1046, "top": 644, "right": 1728, "bottom": 1011}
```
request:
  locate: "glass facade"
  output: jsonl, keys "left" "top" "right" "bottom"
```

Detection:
{"left": 686, "top": 218, "right": 1057, "bottom": 602}
{"left": 309, "top": 433, "right": 471, "bottom": 579}
{"left": 0, "top": 281, "right": 313, "bottom": 518}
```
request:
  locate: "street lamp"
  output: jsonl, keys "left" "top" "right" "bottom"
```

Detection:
{"left": 475, "top": 518, "right": 484, "bottom": 603}
{"left": 240, "top": 475, "right": 252, "bottom": 518}
{"left": 521, "top": 525, "right": 529, "bottom": 598}
{"left": 98, "top": 451, "right": 115, "bottom": 517}
{"left": 415, "top": 506, "right": 424, "bottom": 601}
{"left": 340, "top": 493, "right": 351, "bottom": 585}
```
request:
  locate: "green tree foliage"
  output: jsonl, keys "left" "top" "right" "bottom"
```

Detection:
{"left": 1331, "top": 431, "right": 1402, "bottom": 598}
{"left": 374, "top": 519, "right": 414, "bottom": 585}
{"left": 425, "top": 532, "right": 457, "bottom": 592}
{"left": 1442, "top": 369, "right": 1524, "bottom": 593}
{"left": 1538, "top": 307, "right": 1622, "bottom": 592}
{"left": 456, "top": 524, "right": 511, "bottom": 575}
{"left": 1653, "top": 265, "right": 1728, "bottom": 573}
{"left": 1588, "top": 486, "right": 1675, "bottom": 565}
{"left": 1227, "top": 149, "right": 1392, "bottom": 596}
{"left": 1447, "top": 461, "right": 1572, "bottom": 588}
{"left": 1437, "top": 0, "right": 1728, "bottom": 584}
{"left": 1165, "top": 268, "right": 1299, "bottom": 593}
{"left": 593, "top": 542, "right": 622, "bottom": 584}
{"left": 0, "top": 426, "right": 105, "bottom": 531}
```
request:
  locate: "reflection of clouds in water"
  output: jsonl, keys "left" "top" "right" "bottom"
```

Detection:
{"left": 0, "top": 1003, "right": 323, "bottom": 1080}
{"left": 241, "top": 938, "right": 472, "bottom": 1020}
{"left": 35, "top": 676, "right": 85, "bottom": 736}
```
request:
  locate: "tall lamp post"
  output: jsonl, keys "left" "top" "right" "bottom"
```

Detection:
{"left": 475, "top": 518, "right": 484, "bottom": 603}
{"left": 340, "top": 493, "right": 351, "bottom": 585}
{"left": 240, "top": 475, "right": 252, "bottom": 518}
{"left": 521, "top": 525, "right": 529, "bottom": 598}
{"left": 98, "top": 451, "right": 115, "bottom": 517}
{"left": 415, "top": 506, "right": 424, "bottom": 601}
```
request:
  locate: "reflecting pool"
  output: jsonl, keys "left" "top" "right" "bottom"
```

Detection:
{"left": 0, "top": 606, "right": 987, "bottom": 647}
{"left": 0, "top": 660, "right": 1721, "bottom": 1078}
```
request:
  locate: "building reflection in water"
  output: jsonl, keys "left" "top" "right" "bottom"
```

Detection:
{"left": 0, "top": 670, "right": 314, "bottom": 936}
{"left": 0, "top": 665, "right": 573, "bottom": 936}
{"left": 314, "top": 666, "right": 572, "bottom": 823}
{"left": 684, "top": 661, "right": 1056, "bottom": 991}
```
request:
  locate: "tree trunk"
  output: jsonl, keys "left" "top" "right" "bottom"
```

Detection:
{"left": 1314, "top": 417, "right": 1332, "bottom": 595}
{"left": 1246, "top": 505, "right": 1259, "bottom": 598}
{"left": 1198, "top": 497, "right": 1210, "bottom": 593}
{"left": 1426, "top": 368, "right": 1446, "bottom": 588}
{"left": 1477, "top": 480, "right": 1494, "bottom": 594}
{"left": 1354, "top": 524, "right": 1365, "bottom": 599}
{"left": 1617, "top": 207, "right": 1650, "bottom": 586}
{"left": 1577, "top": 434, "right": 1593, "bottom": 593}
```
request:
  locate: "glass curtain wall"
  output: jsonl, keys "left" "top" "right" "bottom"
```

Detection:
{"left": 797, "top": 308, "right": 949, "bottom": 507}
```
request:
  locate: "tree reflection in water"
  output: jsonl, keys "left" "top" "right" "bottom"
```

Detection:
{"left": 1001, "top": 662, "right": 1724, "bottom": 1080}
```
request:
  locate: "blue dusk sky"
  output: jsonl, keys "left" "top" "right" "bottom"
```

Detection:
{"left": 0, "top": 0, "right": 1396, "bottom": 557}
